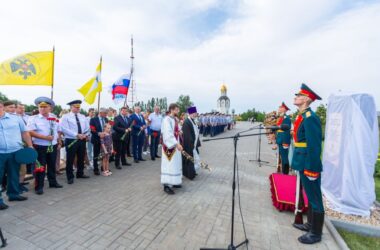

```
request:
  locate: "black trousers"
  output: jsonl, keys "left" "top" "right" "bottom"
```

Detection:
{"left": 114, "top": 138, "right": 128, "bottom": 166}
{"left": 126, "top": 133, "right": 132, "bottom": 156}
{"left": 92, "top": 140, "right": 101, "bottom": 172}
{"left": 65, "top": 139, "right": 86, "bottom": 180}
{"left": 150, "top": 130, "right": 161, "bottom": 159}
{"left": 34, "top": 144, "right": 58, "bottom": 188}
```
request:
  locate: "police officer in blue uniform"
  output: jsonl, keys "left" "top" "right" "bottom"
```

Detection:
{"left": 276, "top": 102, "right": 292, "bottom": 175}
{"left": 291, "top": 83, "right": 324, "bottom": 244}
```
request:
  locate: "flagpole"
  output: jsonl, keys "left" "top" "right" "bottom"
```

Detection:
{"left": 97, "top": 56, "right": 102, "bottom": 112}
{"left": 124, "top": 35, "right": 134, "bottom": 107}
{"left": 51, "top": 46, "right": 55, "bottom": 100}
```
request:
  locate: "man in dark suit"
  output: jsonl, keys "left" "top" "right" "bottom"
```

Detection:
{"left": 129, "top": 106, "right": 146, "bottom": 163}
{"left": 113, "top": 107, "right": 132, "bottom": 169}
{"left": 90, "top": 108, "right": 109, "bottom": 175}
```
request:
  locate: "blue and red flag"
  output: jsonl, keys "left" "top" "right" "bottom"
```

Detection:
{"left": 111, "top": 74, "right": 130, "bottom": 103}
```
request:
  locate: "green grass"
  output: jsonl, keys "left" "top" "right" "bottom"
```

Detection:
{"left": 337, "top": 228, "right": 380, "bottom": 250}
{"left": 376, "top": 160, "right": 380, "bottom": 202}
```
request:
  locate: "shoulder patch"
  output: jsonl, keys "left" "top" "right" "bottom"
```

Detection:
{"left": 306, "top": 111, "right": 311, "bottom": 118}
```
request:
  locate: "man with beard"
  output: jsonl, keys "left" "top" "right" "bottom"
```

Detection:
{"left": 160, "top": 103, "right": 183, "bottom": 195}
{"left": 182, "top": 106, "right": 201, "bottom": 180}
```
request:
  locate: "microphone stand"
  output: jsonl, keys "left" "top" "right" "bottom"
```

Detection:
{"left": 248, "top": 124, "right": 270, "bottom": 167}
{"left": 237, "top": 123, "right": 262, "bottom": 134}
{"left": 201, "top": 131, "right": 269, "bottom": 250}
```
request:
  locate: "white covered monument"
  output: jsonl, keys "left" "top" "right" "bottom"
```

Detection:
{"left": 322, "top": 93, "right": 379, "bottom": 216}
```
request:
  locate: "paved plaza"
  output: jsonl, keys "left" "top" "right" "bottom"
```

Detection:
{"left": 0, "top": 122, "right": 339, "bottom": 250}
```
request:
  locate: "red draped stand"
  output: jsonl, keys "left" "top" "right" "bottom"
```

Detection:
{"left": 269, "top": 173, "right": 309, "bottom": 212}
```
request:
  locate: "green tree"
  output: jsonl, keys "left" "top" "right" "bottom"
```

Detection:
{"left": 0, "top": 92, "right": 9, "bottom": 102}
{"left": 176, "top": 95, "right": 193, "bottom": 115}
{"left": 316, "top": 104, "right": 327, "bottom": 138}
{"left": 316, "top": 104, "right": 327, "bottom": 126}
{"left": 239, "top": 108, "right": 265, "bottom": 122}
{"left": 53, "top": 105, "right": 63, "bottom": 116}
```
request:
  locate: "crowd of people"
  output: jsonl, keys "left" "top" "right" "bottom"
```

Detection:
{"left": 1, "top": 83, "right": 326, "bottom": 245}
{"left": 0, "top": 98, "right": 233, "bottom": 210}
{"left": 199, "top": 113, "right": 234, "bottom": 137}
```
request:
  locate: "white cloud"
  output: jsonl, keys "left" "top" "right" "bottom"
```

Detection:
{"left": 0, "top": 0, "right": 379, "bottom": 113}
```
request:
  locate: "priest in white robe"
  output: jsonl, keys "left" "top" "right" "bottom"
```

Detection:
{"left": 161, "top": 103, "right": 183, "bottom": 195}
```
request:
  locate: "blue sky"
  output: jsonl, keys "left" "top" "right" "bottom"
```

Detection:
{"left": 0, "top": 0, "right": 379, "bottom": 113}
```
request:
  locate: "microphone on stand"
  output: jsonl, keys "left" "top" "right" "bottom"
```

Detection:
{"left": 264, "top": 124, "right": 290, "bottom": 131}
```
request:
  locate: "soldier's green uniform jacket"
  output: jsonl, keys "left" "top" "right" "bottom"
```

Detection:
{"left": 291, "top": 107, "right": 322, "bottom": 178}
{"left": 276, "top": 114, "right": 291, "bottom": 146}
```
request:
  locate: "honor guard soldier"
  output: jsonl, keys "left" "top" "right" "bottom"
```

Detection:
{"left": 276, "top": 102, "right": 292, "bottom": 174}
{"left": 59, "top": 100, "right": 90, "bottom": 184}
{"left": 27, "top": 97, "right": 63, "bottom": 194}
{"left": 291, "top": 83, "right": 324, "bottom": 244}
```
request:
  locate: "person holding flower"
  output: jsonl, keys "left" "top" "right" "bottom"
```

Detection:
{"left": 27, "top": 97, "right": 63, "bottom": 195}
{"left": 59, "top": 100, "right": 90, "bottom": 184}
{"left": 112, "top": 106, "right": 132, "bottom": 169}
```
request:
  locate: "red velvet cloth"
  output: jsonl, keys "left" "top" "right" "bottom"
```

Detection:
{"left": 269, "top": 173, "right": 309, "bottom": 212}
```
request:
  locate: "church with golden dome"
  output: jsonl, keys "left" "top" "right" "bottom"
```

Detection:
{"left": 217, "top": 84, "right": 230, "bottom": 114}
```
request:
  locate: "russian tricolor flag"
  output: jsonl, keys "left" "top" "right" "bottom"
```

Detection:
{"left": 111, "top": 74, "right": 130, "bottom": 101}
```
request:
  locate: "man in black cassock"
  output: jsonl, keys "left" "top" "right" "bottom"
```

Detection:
{"left": 182, "top": 106, "right": 201, "bottom": 180}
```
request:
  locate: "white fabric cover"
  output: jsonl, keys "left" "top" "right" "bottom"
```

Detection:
{"left": 322, "top": 93, "right": 378, "bottom": 216}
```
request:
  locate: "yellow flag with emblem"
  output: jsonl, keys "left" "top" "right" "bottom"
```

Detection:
{"left": 78, "top": 60, "right": 102, "bottom": 105}
{"left": 0, "top": 51, "right": 53, "bottom": 86}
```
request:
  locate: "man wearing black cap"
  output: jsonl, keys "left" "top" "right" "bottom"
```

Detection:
{"left": 59, "top": 100, "right": 90, "bottom": 184}
{"left": 27, "top": 97, "right": 63, "bottom": 194}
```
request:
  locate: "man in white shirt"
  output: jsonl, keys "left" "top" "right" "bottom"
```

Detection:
{"left": 59, "top": 100, "right": 90, "bottom": 184}
{"left": 148, "top": 106, "right": 163, "bottom": 161}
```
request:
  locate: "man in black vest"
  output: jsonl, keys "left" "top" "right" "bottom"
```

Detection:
{"left": 90, "top": 108, "right": 109, "bottom": 175}
{"left": 113, "top": 107, "right": 132, "bottom": 169}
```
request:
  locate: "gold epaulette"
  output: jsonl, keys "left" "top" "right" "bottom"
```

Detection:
{"left": 306, "top": 111, "right": 311, "bottom": 118}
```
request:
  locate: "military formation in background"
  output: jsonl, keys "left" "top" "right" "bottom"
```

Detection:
{"left": 198, "top": 113, "right": 234, "bottom": 137}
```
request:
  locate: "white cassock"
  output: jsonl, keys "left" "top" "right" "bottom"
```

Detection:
{"left": 189, "top": 117, "right": 200, "bottom": 171}
{"left": 161, "top": 116, "right": 182, "bottom": 186}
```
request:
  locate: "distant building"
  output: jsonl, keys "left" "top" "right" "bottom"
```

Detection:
{"left": 217, "top": 84, "right": 230, "bottom": 114}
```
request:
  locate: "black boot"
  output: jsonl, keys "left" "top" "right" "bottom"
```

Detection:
{"left": 298, "top": 211, "right": 324, "bottom": 244}
{"left": 293, "top": 207, "right": 312, "bottom": 232}
{"left": 282, "top": 164, "right": 290, "bottom": 175}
